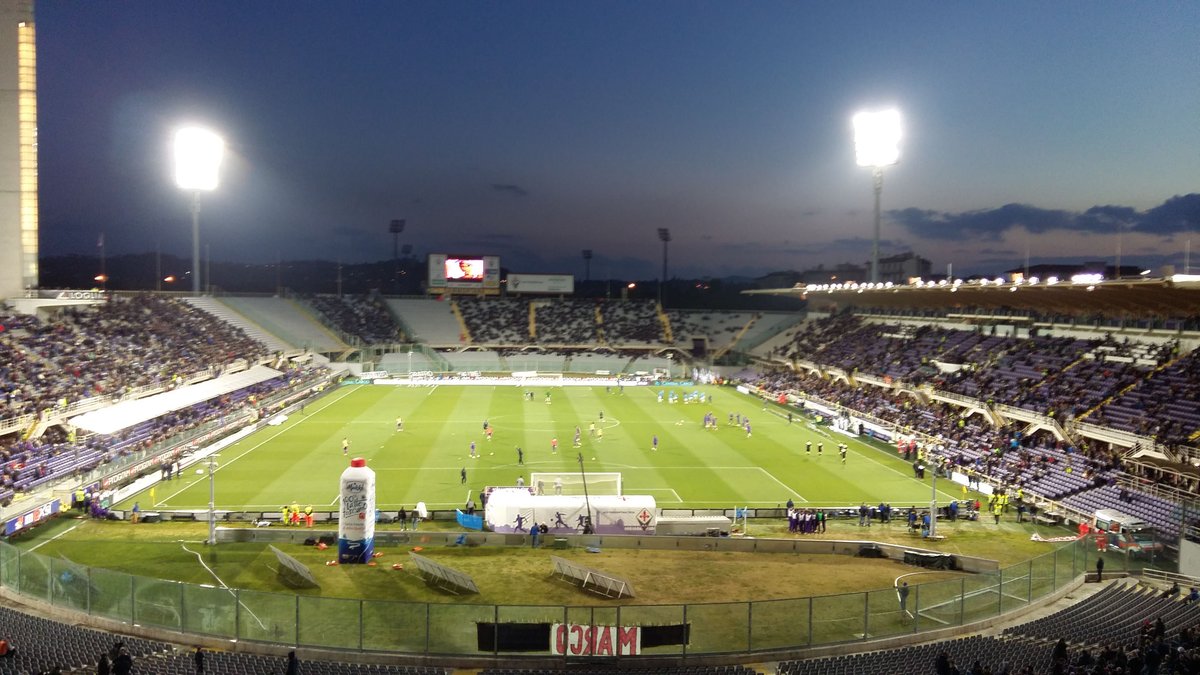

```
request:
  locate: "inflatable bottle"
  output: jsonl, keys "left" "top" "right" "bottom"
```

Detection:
{"left": 338, "top": 457, "right": 375, "bottom": 563}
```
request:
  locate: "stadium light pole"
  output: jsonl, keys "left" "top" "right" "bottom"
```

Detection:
{"left": 205, "top": 454, "right": 220, "bottom": 545}
{"left": 853, "top": 109, "right": 901, "bottom": 284}
{"left": 657, "top": 228, "right": 671, "bottom": 306}
{"left": 582, "top": 249, "right": 593, "bottom": 282}
{"left": 577, "top": 453, "right": 594, "bottom": 535}
{"left": 174, "top": 127, "right": 225, "bottom": 296}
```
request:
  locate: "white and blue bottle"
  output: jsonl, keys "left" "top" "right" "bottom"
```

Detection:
{"left": 338, "top": 457, "right": 376, "bottom": 564}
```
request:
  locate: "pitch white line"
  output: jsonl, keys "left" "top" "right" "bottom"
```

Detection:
{"left": 28, "top": 524, "right": 79, "bottom": 552}
{"left": 181, "top": 544, "right": 267, "bottom": 630}
{"left": 156, "top": 386, "right": 358, "bottom": 506}
{"left": 636, "top": 487, "right": 684, "bottom": 502}
{"left": 756, "top": 467, "right": 807, "bottom": 502}
{"left": 853, "top": 443, "right": 960, "bottom": 502}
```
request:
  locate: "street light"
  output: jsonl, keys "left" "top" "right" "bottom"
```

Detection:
{"left": 657, "top": 228, "right": 671, "bottom": 305}
{"left": 174, "top": 127, "right": 225, "bottom": 296}
{"left": 853, "top": 109, "right": 901, "bottom": 284}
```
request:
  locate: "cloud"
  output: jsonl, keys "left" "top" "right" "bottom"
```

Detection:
{"left": 890, "top": 194, "right": 1200, "bottom": 241}
{"left": 491, "top": 183, "right": 529, "bottom": 198}
{"left": 1138, "top": 194, "right": 1200, "bottom": 235}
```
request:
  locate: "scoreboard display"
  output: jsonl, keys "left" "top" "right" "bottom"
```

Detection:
{"left": 428, "top": 254, "right": 500, "bottom": 293}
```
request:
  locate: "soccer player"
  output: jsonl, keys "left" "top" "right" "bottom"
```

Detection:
{"left": 551, "top": 437, "right": 558, "bottom": 454}
{"left": 461, "top": 467, "right": 467, "bottom": 484}
{"left": 652, "top": 435, "right": 658, "bottom": 452}
{"left": 554, "top": 476, "right": 563, "bottom": 495}
{"left": 596, "top": 427, "right": 604, "bottom": 442}
{"left": 516, "top": 446, "right": 524, "bottom": 464}
{"left": 342, "top": 437, "right": 350, "bottom": 456}
{"left": 483, "top": 419, "right": 489, "bottom": 432}
{"left": 574, "top": 426, "right": 582, "bottom": 447}
{"left": 806, "top": 441, "right": 812, "bottom": 456}
{"left": 839, "top": 443, "right": 848, "bottom": 464}
{"left": 395, "top": 417, "right": 404, "bottom": 432}
{"left": 469, "top": 441, "right": 478, "bottom": 459}
{"left": 486, "top": 426, "right": 494, "bottom": 442}
{"left": 817, "top": 442, "right": 824, "bottom": 456}
{"left": 589, "top": 422, "right": 596, "bottom": 437}
{"left": 744, "top": 421, "right": 751, "bottom": 438}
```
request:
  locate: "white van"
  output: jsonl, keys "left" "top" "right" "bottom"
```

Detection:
{"left": 1093, "top": 509, "right": 1162, "bottom": 557}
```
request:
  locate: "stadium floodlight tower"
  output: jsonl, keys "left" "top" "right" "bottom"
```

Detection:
{"left": 657, "top": 228, "right": 671, "bottom": 305}
{"left": 173, "top": 127, "right": 225, "bottom": 296}
{"left": 853, "top": 108, "right": 901, "bottom": 284}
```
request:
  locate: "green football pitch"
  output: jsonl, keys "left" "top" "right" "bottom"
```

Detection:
{"left": 124, "top": 384, "right": 959, "bottom": 512}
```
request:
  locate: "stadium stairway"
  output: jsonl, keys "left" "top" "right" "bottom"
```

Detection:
{"left": 711, "top": 316, "right": 757, "bottom": 361}
{"left": 450, "top": 299, "right": 472, "bottom": 344}
{"left": 658, "top": 302, "right": 674, "bottom": 343}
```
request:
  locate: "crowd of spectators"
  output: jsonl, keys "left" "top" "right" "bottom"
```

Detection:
{"left": 0, "top": 295, "right": 268, "bottom": 422}
{"left": 1085, "top": 346, "right": 1200, "bottom": 448}
{"left": 600, "top": 299, "right": 664, "bottom": 344}
{"left": 754, "top": 367, "right": 1132, "bottom": 516}
{"left": 307, "top": 294, "right": 401, "bottom": 344}
{"left": 667, "top": 310, "right": 756, "bottom": 349}
{"left": 0, "top": 366, "right": 326, "bottom": 507}
{"left": 773, "top": 312, "right": 1196, "bottom": 446}
{"left": 533, "top": 300, "right": 597, "bottom": 344}
{"left": 457, "top": 297, "right": 530, "bottom": 344}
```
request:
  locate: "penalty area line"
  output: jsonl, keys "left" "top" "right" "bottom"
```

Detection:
{"left": 757, "top": 468, "right": 807, "bottom": 502}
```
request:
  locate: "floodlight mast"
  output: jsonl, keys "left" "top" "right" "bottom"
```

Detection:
{"left": 174, "top": 127, "right": 225, "bottom": 296}
{"left": 853, "top": 109, "right": 901, "bottom": 284}
{"left": 657, "top": 228, "right": 671, "bottom": 305}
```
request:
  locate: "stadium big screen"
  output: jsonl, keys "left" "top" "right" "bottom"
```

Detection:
{"left": 427, "top": 253, "right": 501, "bottom": 293}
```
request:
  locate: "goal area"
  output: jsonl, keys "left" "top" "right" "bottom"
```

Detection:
{"left": 529, "top": 472, "right": 622, "bottom": 496}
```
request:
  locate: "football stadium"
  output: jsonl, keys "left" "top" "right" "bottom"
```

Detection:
{"left": 4, "top": 3, "right": 1200, "bottom": 675}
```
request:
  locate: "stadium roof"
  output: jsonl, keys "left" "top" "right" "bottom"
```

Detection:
{"left": 747, "top": 276, "right": 1200, "bottom": 317}
{"left": 70, "top": 365, "right": 283, "bottom": 435}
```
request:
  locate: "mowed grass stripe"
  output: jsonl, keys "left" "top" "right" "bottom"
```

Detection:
{"left": 126, "top": 384, "right": 957, "bottom": 512}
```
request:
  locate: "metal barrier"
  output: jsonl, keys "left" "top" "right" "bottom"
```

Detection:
{"left": 0, "top": 535, "right": 1099, "bottom": 660}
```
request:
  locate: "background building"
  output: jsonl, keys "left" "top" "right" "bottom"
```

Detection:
{"left": 0, "top": 0, "right": 36, "bottom": 299}
{"left": 877, "top": 252, "right": 931, "bottom": 284}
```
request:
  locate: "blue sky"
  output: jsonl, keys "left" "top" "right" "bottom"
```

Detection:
{"left": 36, "top": 1, "right": 1200, "bottom": 279}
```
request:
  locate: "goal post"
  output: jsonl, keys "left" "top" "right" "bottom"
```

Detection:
{"left": 529, "top": 472, "right": 622, "bottom": 496}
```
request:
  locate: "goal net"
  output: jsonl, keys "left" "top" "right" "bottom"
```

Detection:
{"left": 529, "top": 472, "right": 622, "bottom": 496}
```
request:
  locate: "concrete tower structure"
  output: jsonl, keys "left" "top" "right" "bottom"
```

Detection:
{"left": 0, "top": 0, "right": 36, "bottom": 299}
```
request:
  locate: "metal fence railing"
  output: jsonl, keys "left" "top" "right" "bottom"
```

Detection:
{"left": 0, "top": 535, "right": 1110, "bottom": 660}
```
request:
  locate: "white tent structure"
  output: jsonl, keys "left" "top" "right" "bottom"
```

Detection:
{"left": 485, "top": 488, "right": 656, "bottom": 536}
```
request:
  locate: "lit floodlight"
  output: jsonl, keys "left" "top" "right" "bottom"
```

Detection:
{"left": 993, "top": 277, "right": 1005, "bottom": 285}
{"left": 853, "top": 108, "right": 902, "bottom": 284}
{"left": 1028, "top": 276, "right": 1039, "bottom": 285}
{"left": 1046, "top": 276, "right": 1060, "bottom": 285}
{"left": 1072, "top": 273, "right": 1103, "bottom": 285}
{"left": 885, "top": 281, "right": 894, "bottom": 288}
{"left": 174, "top": 127, "right": 225, "bottom": 191}
{"left": 174, "top": 126, "right": 225, "bottom": 297}
{"left": 853, "top": 109, "right": 902, "bottom": 168}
